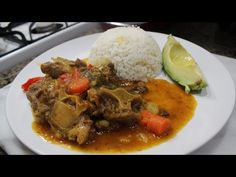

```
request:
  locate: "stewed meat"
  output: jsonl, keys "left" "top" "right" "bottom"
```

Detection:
{"left": 25, "top": 58, "right": 149, "bottom": 145}
{"left": 87, "top": 87, "right": 143, "bottom": 125}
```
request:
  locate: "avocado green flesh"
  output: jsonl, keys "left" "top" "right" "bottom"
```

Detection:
{"left": 170, "top": 45, "right": 195, "bottom": 66}
{"left": 162, "top": 35, "right": 207, "bottom": 93}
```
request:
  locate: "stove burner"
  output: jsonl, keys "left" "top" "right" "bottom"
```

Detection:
{"left": 0, "top": 22, "right": 76, "bottom": 58}
{"left": 31, "top": 23, "right": 63, "bottom": 34}
{"left": 0, "top": 29, "right": 29, "bottom": 57}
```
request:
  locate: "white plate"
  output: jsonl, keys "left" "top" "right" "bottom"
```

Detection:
{"left": 6, "top": 32, "right": 235, "bottom": 154}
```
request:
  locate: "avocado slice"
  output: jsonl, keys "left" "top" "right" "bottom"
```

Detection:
{"left": 162, "top": 35, "right": 207, "bottom": 93}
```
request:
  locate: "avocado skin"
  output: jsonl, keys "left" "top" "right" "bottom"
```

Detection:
{"left": 162, "top": 35, "right": 207, "bottom": 93}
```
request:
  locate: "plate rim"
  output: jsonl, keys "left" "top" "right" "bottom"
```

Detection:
{"left": 5, "top": 31, "right": 236, "bottom": 154}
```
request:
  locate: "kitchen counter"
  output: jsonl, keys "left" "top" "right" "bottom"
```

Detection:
{"left": 0, "top": 58, "right": 32, "bottom": 88}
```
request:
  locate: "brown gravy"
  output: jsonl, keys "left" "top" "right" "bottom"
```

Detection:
{"left": 32, "top": 79, "right": 197, "bottom": 153}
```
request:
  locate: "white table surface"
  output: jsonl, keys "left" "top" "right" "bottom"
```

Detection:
{"left": 0, "top": 54, "right": 235, "bottom": 155}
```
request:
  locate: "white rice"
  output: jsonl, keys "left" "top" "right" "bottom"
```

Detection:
{"left": 88, "top": 26, "right": 162, "bottom": 81}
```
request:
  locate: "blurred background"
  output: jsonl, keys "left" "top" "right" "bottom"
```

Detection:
{"left": 1, "top": 22, "right": 235, "bottom": 58}
{"left": 0, "top": 22, "right": 236, "bottom": 89}
{"left": 140, "top": 22, "right": 236, "bottom": 58}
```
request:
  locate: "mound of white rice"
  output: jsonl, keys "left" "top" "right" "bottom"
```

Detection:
{"left": 89, "top": 26, "right": 162, "bottom": 81}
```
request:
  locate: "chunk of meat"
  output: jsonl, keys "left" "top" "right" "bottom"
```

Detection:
{"left": 159, "top": 109, "right": 170, "bottom": 117}
{"left": 26, "top": 77, "right": 58, "bottom": 123}
{"left": 68, "top": 115, "right": 94, "bottom": 144}
{"left": 87, "top": 87, "right": 143, "bottom": 125}
{"left": 26, "top": 60, "right": 149, "bottom": 145}
{"left": 75, "top": 59, "right": 87, "bottom": 69}
{"left": 82, "top": 66, "right": 108, "bottom": 88}
{"left": 41, "top": 62, "right": 68, "bottom": 79}
{"left": 49, "top": 95, "right": 89, "bottom": 130}
{"left": 103, "top": 111, "right": 139, "bottom": 124}
{"left": 99, "top": 64, "right": 148, "bottom": 93}
{"left": 50, "top": 101, "right": 79, "bottom": 130}
{"left": 41, "top": 58, "right": 75, "bottom": 79}
{"left": 48, "top": 91, "right": 93, "bottom": 144}
{"left": 95, "top": 120, "right": 110, "bottom": 130}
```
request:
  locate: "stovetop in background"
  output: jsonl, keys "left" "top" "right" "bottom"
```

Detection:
{"left": 0, "top": 22, "right": 77, "bottom": 57}
{"left": 0, "top": 22, "right": 105, "bottom": 88}
{"left": 0, "top": 22, "right": 236, "bottom": 89}
{"left": 1, "top": 22, "right": 235, "bottom": 60}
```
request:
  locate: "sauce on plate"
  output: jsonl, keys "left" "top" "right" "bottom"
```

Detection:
{"left": 32, "top": 79, "right": 197, "bottom": 153}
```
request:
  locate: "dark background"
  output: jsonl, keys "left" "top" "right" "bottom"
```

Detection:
{"left": 136, "top": 22, "right": 236, "bottom": 58}
{"left": 98, "top": 22, "right": 235, "bottom": 58}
